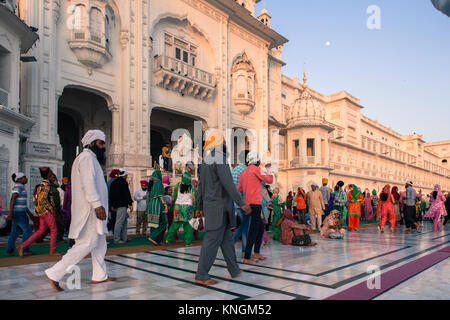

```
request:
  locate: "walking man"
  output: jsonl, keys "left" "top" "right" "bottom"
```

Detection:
{"left": 404, "top": 180, "right": 420, "bottom": 233}
{"left": 237, "top": 151, "right": 273, "bottom": 265}
{"left": 231, "top": 150, "right": 250, "bottom": 258}
{"left": 45, "top": 130, "right": 116, "bottom": 292}
{"left": 110, "top": 169, "right": 133, "bottom": 243}
{"left": 195, "top": 130, "right": 251, "bottom": 286}
{"left": 134, "top": 180, "right": 149, "bottom": 235}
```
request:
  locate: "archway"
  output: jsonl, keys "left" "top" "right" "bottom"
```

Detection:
{"left": 150, "top": 107, "right": 204, "bottom": 170}
{"left": 58, "top": 87, "right": 112, "bottom": 175}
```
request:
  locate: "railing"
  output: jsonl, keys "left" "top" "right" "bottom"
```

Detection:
{"left": 154, "top": 55, "right": 215, "bottom": 87}
{"left": 0, "top": 88, "right": 8, "bottom": 107}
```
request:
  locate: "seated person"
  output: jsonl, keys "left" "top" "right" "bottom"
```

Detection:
{"left": 320, "top": 209, "right": 345, "bottom": 239}
{"left": 281, "top": 209, "right": 317, "bottom": 246}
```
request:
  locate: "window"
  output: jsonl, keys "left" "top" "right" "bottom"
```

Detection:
{"left": 307, "top": 139, "right": 315, "bottom": 157}
{"left": 294, "top": 140, "right": 300, "bottom": 157}
{"left": 90, "top": 8, "right": 103, "bottom": 42}
{"left": 166, "top": 33, "right": 197, "bottom": 67}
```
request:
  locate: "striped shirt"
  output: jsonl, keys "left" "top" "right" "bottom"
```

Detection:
{"left": 12, "top": 183, "right": 27, "bottom": 213}
{"left": 232, "top": 164, "right": 247, "bottom": 209}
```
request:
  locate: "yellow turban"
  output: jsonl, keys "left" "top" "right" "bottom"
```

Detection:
{"left": 203, "top": 129, "right": 224, "bottom": 151}
{"left": 322, "top": 178, "right": 328, "bottom": 185}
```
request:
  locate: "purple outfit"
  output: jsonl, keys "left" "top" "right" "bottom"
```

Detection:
{"left": 61, "top": 182, "right": 72, "bottom": 231}
{"left": 424, "top": 185, "right": 447, "bottom": 231}
{"left": 364, "top": 194, "right": 374, "bottom": 222}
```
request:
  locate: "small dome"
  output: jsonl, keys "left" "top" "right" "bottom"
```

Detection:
{"left": 286, "top": 87, "right": 325, "bottom": 127}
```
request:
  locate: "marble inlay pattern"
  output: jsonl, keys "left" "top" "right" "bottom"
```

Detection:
{"left": 0, "top": 224, "right": 449, "bottom": 300}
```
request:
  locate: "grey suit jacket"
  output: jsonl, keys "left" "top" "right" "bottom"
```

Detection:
{"left": 197, "top": 148, "right": 246, "bottom": 231}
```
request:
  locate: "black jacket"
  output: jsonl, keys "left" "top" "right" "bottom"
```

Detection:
{"left": 110, "top": 177, "right": 133, "bottom": 209}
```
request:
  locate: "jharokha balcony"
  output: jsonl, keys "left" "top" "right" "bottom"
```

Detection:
{"left": 153, "top": 55, "right": 216, "bottom": 100}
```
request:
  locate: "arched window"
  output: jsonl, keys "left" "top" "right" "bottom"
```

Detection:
{"left": 90, "top": 7, "right": 103, "bottom": 42}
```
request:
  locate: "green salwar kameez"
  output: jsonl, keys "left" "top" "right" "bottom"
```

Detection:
{"left": 166, "top": 175, "right": 197, "bottom": 245}
{"left": 147, "top": 170, "right": 167, "bottom": 244}
{"left": 270, "top": 196, "right": 284, "bottom": 241}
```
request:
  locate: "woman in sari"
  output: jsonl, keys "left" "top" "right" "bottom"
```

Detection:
{"left": 347, "top": 184, "right": 363, "bottom": 231}
{"left": 391, "top": 186, "right": 401, "bottom": 227}
{"left": 363, "top": 189, "right": 374, "bottom": 222}
{"left": 377, "top": 185, "right": 396, "bottom": 233}
{"left": 320, "top": 210, "right": 345, "bottom": 239}
{"left": 270, "top": 187, "right": 284, "bottom": 241}
{"left": 280, "top": 209, "right": 316, "bottom": 246}
{"left": 424, "top": 184, "right": 447, "bottom": 232}
{"left": 147, "top": 170, "right": 168, "bottom": 245}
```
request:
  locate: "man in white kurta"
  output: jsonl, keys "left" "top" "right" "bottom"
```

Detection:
{"left": 45, "top": 130, "right": 114, "bottom": 291}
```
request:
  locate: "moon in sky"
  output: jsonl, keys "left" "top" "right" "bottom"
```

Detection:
{"left": 325, "top": 41, "right": 331, "bottom": 46}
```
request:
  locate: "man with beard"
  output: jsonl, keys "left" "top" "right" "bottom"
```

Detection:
{"left": 45, "top": 130, "right": 115, "bottom": 292}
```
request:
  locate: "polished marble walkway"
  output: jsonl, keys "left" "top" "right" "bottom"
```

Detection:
{"left": 0, "top": 223, "right": 449, "bottom": 300}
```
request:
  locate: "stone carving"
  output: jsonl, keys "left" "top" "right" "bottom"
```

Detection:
{"left": 232, "top": 52, "right": 256, "bottom": 117}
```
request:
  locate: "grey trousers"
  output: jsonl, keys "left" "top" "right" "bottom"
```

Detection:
{"left": 114, "top": 207, "right": 128, "bottom": 242}
{"left": 195, "top": 213, "right": 240, "bottom": 281}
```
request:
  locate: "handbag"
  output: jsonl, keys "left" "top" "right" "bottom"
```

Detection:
{"left": 291, "top": 228, "right": 311, "bottom": 246}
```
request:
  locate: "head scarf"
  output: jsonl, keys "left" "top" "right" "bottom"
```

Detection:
{"left": 433, "top": 184, "right": 443, "bottom": 201}
{"left": 181, "top": 171, "right": 192, "bottom": 185}
{"left": 282, "top": 209, "right": 295, "bottom": 222}
{"left": 382, "top": 185, "right": 390, "bottom": 194}
{"left": 118, "top": 168, "right": 128, "bottom": 177}
{"left": 372, "top": 189, "right": 377, "bottom": 196}
{"left": 110, "top": 169, "right": 120, "bottom": 178}
{"left": 81, "top": 129, "right": 106, "bottom": 147}
{"left": 162, "top": 175, "right": 170, "bottom": 188}
{"left": 247, "top": 151, "right": 260, "bottom": 165}
{"left": 350, "top": 184, "right": 362, "bottom": 202}
{"left": 391, "top": 186, "right": 400, "bottom": 200}
{"left": 149, "top": 170, "right": 164, "bottom": 198}
{"left": 39, "top": 167, "right": 53, "bottom": 179}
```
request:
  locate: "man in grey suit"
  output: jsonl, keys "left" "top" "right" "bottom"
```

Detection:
{"left": 195, "top": 130, "right": 251, "bottom": 286}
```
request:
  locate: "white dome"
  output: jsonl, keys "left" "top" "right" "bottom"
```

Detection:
{"left": 286, "top": 87, "right": 325, "bottom": 127}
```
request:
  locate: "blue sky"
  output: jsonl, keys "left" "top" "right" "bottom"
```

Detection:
{"left": 255, "top": 0, "right": 450, "bottom": 142}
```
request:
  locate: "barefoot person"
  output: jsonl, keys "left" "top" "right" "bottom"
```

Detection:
{"left": 195, "top": 129, "right": 251, "bottom": 286}
{"left": 44, "top": 130, "right": 115, "bottom": 292}
{"left": 18, "top": 167, "right": 61, "bottom": 258}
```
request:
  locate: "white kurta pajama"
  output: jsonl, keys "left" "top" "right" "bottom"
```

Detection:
{"left": 45, "top": 149, "right": 110, "bottom": 282}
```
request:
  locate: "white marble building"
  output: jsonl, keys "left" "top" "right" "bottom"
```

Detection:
{"left": 0, "top": 0, "right": 448, "bottom": 211}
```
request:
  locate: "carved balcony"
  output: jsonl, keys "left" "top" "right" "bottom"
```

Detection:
{"left": 68, "top": 27, "right": 112, "bottom": 69}
{"left": 153, "top": 55, "right": 216, "bottom": 100}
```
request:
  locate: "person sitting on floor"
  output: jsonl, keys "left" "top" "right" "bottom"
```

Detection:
{"left": 320, "top": 210, "right": 345, "bottom": 239}
{"left": 280, "top": 209, "right": 316, "bottom": 246}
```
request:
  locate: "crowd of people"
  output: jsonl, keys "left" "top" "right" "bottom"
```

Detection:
{"left": 1, "top": 128, "right": 449, "bottom": 291}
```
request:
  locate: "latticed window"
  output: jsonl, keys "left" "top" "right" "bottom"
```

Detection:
{"left": 90, "top": 7, "right": 103, "bottom": 43}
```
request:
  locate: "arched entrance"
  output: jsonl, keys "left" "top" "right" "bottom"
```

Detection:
{"left": 150, "top": 107, "right": 204, "bottom": 170}
{"left": 58, "top": 87, "right": 112, "bottom": 176}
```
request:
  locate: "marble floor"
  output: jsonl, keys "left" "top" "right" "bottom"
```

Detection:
{"left": 0, "top": 223, "right": 449, "bottom": 300}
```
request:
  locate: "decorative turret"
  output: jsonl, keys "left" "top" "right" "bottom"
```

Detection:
{"left": 258, "top": 4, "right": 271, "bottom": 27}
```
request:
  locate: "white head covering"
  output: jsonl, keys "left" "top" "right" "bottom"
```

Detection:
{"left": 406, "top": 180, "right": 413, "bottom": 186}
{"left": 81, "top": 130, "right": 106, "bottom": 147}
{"left": 247, "top": 151, "right": 260, "bottom": 165}
{"left": 13, "top": 172, "right": 25, "bottom": 181}
{"left": 118, "top": 168, "right": 128, "bottom": 177}
{"left": 311, "top": 182, "right": 319, "bottom": 188}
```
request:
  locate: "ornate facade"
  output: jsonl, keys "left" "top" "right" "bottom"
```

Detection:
{"left": 0, "top": 0, "right": 448, "bottom": 210}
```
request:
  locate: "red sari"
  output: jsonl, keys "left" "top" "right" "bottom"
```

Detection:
{"left": 348, "top": 192, "right": 363, "bottom": 229}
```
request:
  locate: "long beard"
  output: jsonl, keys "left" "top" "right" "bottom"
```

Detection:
{"left": 90, "top": 145, "right": 106, "bottom": 165}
